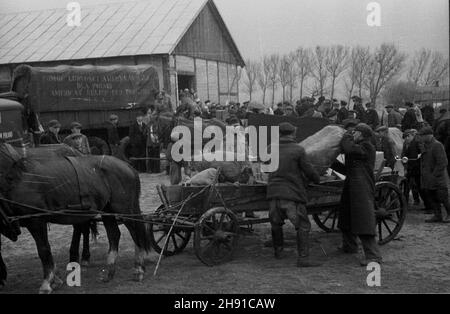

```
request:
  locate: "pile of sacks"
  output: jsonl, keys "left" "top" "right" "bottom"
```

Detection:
{"left": 188, "top": 151, "right": 253, "bottom": 185}
{"left": 299, "top": 125, "right": 347, "bottom": 175}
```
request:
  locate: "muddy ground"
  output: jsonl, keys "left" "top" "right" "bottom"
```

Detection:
{"left": 1, "top": 173, "right": 450, "bottom": 294}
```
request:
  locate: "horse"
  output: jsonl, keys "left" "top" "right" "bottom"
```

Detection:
{"left": 0, "top": 142, "right": 151, "bottom": 294}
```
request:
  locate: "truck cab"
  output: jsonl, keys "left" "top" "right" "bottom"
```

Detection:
{"left": 0, "top": 98, "right": 25, "bottom": 146}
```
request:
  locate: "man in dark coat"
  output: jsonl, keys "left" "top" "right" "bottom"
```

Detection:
{"left": 401, "top": 129, "right": 425, "bottom": 206}
{"left": 338, "top": 123, "right": 382, "bottom": 266}
{"left": 274, "top": 103, "right": 284, "bottom": 116}
{"left": 129, "top": 112, "right": 147, "bottom": 172}
{"left": 336, "top": 101, "right": 349, "bottom": 124}
{"left": 418, "top": 127, "right": 450, "bottom": 223}
{"left": 385, "top": 105, "right": 403, "bottom": 129}
{"left": 375, "top": 126, "right": 396, "bottom": 169}
{"left": 40, "top": 120, "right": 62, "bottom": 145}
{"left": 351, "top": 96, "right": 366, "bottom": 123}
{"left": 434, "top": 110, "right": 450, "bottom": 176}
{"left": 106, "top": 114, "right": 120, "bottom": 156}
{"left": 401, "top": 102, "right": 419, "bottom": 131}
{"left": 267, "top": 122, "right": 321, "bottom": 267}
{"left": 364, "top": 102, "right": 380, "bottom": 130}
{"left": 421, "top": 103, "right": 435, "bottom": 127}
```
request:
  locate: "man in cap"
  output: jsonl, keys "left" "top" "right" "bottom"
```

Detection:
{"left": 106, "top": 114, "right": 120, "bottom": 156}
{"left": 351, "top": 96, "right": 366, "bottom": 123}
{"left": 284, "top": 104, "right": 298, "bottom": 118}
{"left": 401, "top": 129, "right": 424, "bottom": 206}
{"left": 129, "top": 111, "right": 148, "bottom": 172}
{"left": 401, "top": 102, "right": 421, "bottom": 131}
{"left": 267, "top": 122, "right": 322, "bottom": 267}
{"left": 338, "top": 123, "right": 382, "bottom": 266}
{"left": 385, "top": 105, "right": 402, "bottom": 129}
{"left": 434, "top": 109, "right": 450, "bottom": 176}
{"left": 418, "top": 127, "right": 450, "bottom": 223}
{"left": 274, "top": 102, "right": 284, "bottom": 116}
{"left": 364, "top": 102, "right": 380, "bottom": 130}
{"left": 63, "top": 122, "right": 91, "bottom": 155}
{"left": 375, "top": 126, "right": 396, "bottom": 169}
{"left": 336, "top": 101, "right": 349, "bottom": 125}
{"left": 40, "top": 120, "right": 62, "bottom": 145}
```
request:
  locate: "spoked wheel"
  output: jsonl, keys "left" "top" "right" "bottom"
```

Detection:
{"left": 148, "top": 205, "right": 192, "bottom": 256}
{"left": 313, "top": 208, "right": 339, "bottom": 232}
{"left": 375, "top": 182, "right": 407, "bottom": 245}
{"left": 194, "top": 207, "right": 239, "bottom": 266}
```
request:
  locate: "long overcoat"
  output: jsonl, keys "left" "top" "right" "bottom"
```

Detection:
{"left": 338, "top": 134, "right": 377, "bottom": 235}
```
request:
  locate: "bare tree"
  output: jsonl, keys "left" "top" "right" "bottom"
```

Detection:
{"left": 311, "top": 46, "right": 329, "bottom": 97}
{"left": 278, "top": 55, "right": 291, "bottom": 103}
{"left": 365, "top": 43, "right": 406, "bottom": 106}
{"left": 268, "top": 54, "right": 280, "bottom": 105}
{"left": 294, "top": 47, "right": 312, "bottom": 100}
{"left": 423, "top": 51, "right": 449, "bottom": 86}
{"left": 257, "top": 56, "right": 271, "bottom": 106}
{"left": 243, "top": 59, "right": 260, "bottom": 101}
{"left": 284, "top": 53, "right": 298, "bottom": 103}
{"left": 228, "top": 66, "right": 242, "bottom": 100}
{"left": 325, "top": 45, "right": 349, "bottom": 99}
{"left": 354, "top": 46, "right": 371, "bottom": 99}
{"left": 407, "top": 48, "right": 431, "bottom": 85}
{"left": 344, "top": 47, "right": 359, "bottom": 103}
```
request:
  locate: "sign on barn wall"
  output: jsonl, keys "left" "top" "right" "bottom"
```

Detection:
{"left": 12, "top": 65, "right": 160, "bottom": 112}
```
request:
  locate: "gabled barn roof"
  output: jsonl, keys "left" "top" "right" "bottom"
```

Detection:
{"left": 0, "top": 0, "right": 244, "bottom": 66}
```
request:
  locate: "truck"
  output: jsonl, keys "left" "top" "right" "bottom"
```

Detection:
{"left": 2, "top": 64, "right": 161, "bottom": 146}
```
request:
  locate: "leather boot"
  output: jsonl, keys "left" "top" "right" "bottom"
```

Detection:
{"left": 271, "top": 228, "right": 285, "bottom": 259}
{"left": 296, "top": 231, "right": 322, "bottom": 267}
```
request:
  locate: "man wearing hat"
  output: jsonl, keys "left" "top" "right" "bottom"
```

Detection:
{"left": 63, "top": 122, "right": 91, "bottom": 155}
{"left": 418, "top": 127, "right": 450, "bottom": 223}
{"left": 375, "top": 126, "right": 396, "bottom": 169}
{"left": 385, "top": 105, "right": 402, "bottom": 129}
{"left": 401, "top": 129, "right": 424, "bottom": 206}
{"left": 106, "top": 114, "right": 120, "bottom": 155}
{"left": 364, "top": 102, "right": 380, "bottom": 130}
{"left": 40, "top": 120, "right": 62, "bottom": 145}
{"left": 284, "top": 104, "right": 298, "bottom": 118}
{"left": 338, "top": 123, "right": 382, "bottom": 266}
{"left": 267, "top": 122, "right": 322, "bottom": 267}
{"left": 336, "top": 101, "right": 349, "bottom": 125}
{"left": 351, "top": 96, "right": 366, "bottom": 122}
{"left": 401, "top": 102, "right": 421, "bottom": 131}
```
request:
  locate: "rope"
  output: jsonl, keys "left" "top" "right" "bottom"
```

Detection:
{"left": 153, "top": 193, "right": 192, "bottom": 277}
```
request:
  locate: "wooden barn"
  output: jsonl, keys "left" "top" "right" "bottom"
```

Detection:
{"left": 0, "top": 0, "right": 245, "bottom": 108}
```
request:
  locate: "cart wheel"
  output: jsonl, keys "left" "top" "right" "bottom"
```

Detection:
{"left": 148, "top": 205, "right": 192, "bottom": 256}
{"left": 375, "top": 182, "right": 407, "bottom": 245}
{"left": 194, "top": 207, "right": 239, "bottom": 266}
{"left": 313, "top": 208, "right": 339, "bottom": 233}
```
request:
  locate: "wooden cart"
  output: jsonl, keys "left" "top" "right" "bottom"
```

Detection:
{"left": 148, "top": 174, "right": 407, "bottom": 266}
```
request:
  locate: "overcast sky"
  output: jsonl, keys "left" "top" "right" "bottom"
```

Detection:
{"left": 1, "top": 0, "right": 448, "bottom": 60}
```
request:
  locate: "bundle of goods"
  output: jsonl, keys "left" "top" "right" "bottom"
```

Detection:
{"left": 189, "top": 151, "right": 253, "bottom": 183}
{"left": 299, "top": 125, "right": 346, "bottom": 175}
{"left": 187, "top": 168, "right": 218, "bottom": 186}
{"left": 388, "top": 128, "right": 404, "bottom": 156}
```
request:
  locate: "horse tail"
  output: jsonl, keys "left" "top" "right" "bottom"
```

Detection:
{"left": 89, "top": 220, "right": 99, "bottom": 240}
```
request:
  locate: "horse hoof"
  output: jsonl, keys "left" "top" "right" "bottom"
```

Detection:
{"left": 99, "top": 269, "right": 114, "bottom": 283}
{"left": 133, "top": 272, "right": 144, "bottom": 282}
{"left": 51, "top": 276, "right": 63, "bottom": 291}
{"left": 81, "top": 260, "right": 90, "bottom": 268}
{"left": 39, "top": 287, "right": 52, "bottom": 294}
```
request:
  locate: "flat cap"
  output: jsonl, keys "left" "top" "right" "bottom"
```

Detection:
{"left": 385, "top": 104, "right": 394, "bottom": 109}
{"left": 355, "top": 123, "right": 374, "bottom": 137}
{"left": 343, "top": 118, "right": 360, "bottom": 129}
{"left": 403, "top": 129, "right": 418, "bottom": 138}
{"left": 340, "top": 101, "right": 348, "bottom": 106}
{"left": 48, "top": 120, "right": 61, "bottom": 128}
{"left": 418, "top": 127, "right": 433, "bottom": 136}
{"left": 376, "top": 126, "right": 388, "bottom": 133}
{"left": 70, "top": 121, "right": 82, "bottom": 129}
{"left": 279, "top": 122, "right": 296, "bottom": 135}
